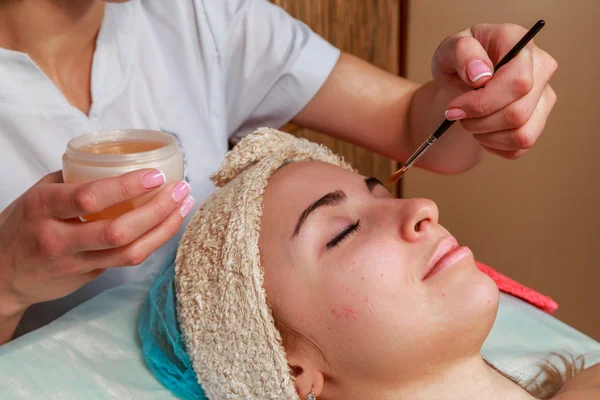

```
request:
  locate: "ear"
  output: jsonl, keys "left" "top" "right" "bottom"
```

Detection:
{"left": 287, "top": 352, "right": 324, "bottom": 398}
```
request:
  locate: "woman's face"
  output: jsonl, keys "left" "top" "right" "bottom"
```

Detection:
{"left": 260, "top": 161, "right": 499, "bottom": 390}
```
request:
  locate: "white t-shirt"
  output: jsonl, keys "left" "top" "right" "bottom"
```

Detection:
{"left": 0, "top": 0, "right": 340, "bottom": 335}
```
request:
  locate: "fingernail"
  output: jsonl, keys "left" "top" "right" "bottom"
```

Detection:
{"left": 445, "top": 108, "right": 467, "bottom": 121}
{"left": 171, "top": 181, "right": 191, "bottom": 202}
{"left": 142, "top": 169, "right": 166, "bottom": 189}
{"left": 179, "top": 196, "right": 195, "bottom": 218}
{"left": 467, "top": 60, "right": 492, "bottom": 82}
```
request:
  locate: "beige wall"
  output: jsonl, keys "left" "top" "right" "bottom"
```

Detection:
{"left": 405, "top": 0, "right": 600, "bottom": 339}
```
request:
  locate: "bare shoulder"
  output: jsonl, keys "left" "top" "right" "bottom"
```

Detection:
{"left": 553, "top": 363, "right": 600, "bottom": 399}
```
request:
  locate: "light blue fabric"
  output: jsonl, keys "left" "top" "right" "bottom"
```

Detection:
{"left": 482, "top": 293, "right": 600, "bottom": 381}
{"left": 0, "top": 278, "right": 178, "bottom": 400}
{"left": 138, "top": 248, "right": 206, "bottom": 400}
{"left": 1, "top": 281, "right": 598, "bottom": 399}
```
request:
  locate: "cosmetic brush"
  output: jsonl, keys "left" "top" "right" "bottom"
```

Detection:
{"left": 388, "top": 19, "right": 546, "bottom": 184}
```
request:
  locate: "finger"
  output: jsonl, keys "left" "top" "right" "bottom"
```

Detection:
{"left": 471, "top": 24, "right": 531, "bottom": 69}
{"left": 460, "top": 49, "right": 556, "bottom": 134}
{"left": 39, "top": 171, "right": 64, "bottom": 184}
{"left": 480, "top": 144, "right": 527, "bottom": 160}
{"left": 473, "top": 85, "right": 556, "bottom": 152}
{"left": 43, "top": 168, "right": 166, "bottom": 219}
{"left": 432, "top": 31, "right": 494, "bottom": 89}
{"left": 446, "top": 46, "right": 534, "bottom": 120}
{"left": 81, "top": 196, "right": 196, "bottom": 270}
{"left": 65, "top": 181, "right": 191, "bottom": 252}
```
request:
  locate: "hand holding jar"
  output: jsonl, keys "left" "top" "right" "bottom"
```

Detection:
{"left": 0, "top": 130, "right": 194, "bottom": 344}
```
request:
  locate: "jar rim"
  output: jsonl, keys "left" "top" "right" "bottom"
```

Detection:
{"left": 65, "top": 129, "right": 179, "bottom": 166}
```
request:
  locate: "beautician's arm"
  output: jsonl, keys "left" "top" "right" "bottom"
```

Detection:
{"left": 294, "top": 24, "right": 557, "bottom": 175}
{"left": 293, "top": 54, "right": 478, "bottom": 174}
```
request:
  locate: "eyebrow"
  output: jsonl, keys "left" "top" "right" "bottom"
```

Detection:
{"left": 289, "top": 177, "right": 384, "bottom": 240}
{"left": 290, "top": 190, "right": 346, "bottom": 239}
{"left": 365, "top": 176, "right": 383, "bottom": 192}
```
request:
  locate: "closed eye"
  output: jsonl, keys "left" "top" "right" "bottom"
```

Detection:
{"left": 326, "top": 220, "right": 360, "bottom": 249}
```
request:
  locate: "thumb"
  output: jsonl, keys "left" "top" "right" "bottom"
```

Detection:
{"left": 455, "top": 36, "right": 494, "bottom": 88}
{"left": 434, "top": 34, "right": 495, "bottom": 89}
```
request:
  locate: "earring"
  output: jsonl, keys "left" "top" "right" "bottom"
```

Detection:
{"left": 307, "top": 391, "right": 316, "bottom": 400}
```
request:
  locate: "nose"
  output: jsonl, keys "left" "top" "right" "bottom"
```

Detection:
{"left": 394, "top": 198, "right": 440, "bottom": 242}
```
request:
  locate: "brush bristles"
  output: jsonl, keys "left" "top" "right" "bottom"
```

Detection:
{"left": 387, "top": 165, "right": 407, "bottom": 184}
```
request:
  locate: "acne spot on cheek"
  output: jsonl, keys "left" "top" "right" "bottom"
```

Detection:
{"left": 327, "top": 327, "right": 332, "bottom": 331}
{"left": 331, "top": 306, "right": 361, "bottom": 320}
{"left": 341, "top": 306, "right": 361, "bottom": 320}
{"left": 361, "top": 276, "right": 365, "bottom": 280}
{"left": 364, "top": 298, "right": 374, "bottom": 312}
{"left": 441, "top": 292, "right": 446, "bottom": 297}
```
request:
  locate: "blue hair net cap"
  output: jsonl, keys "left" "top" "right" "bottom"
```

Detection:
{"left": 138, "top": 248, "right": 207, "bottom": 400}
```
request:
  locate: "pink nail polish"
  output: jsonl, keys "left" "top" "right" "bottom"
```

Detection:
{"left": 179, "top": 196, "right": 195, "bottom": 218}
{"left": 466, "top": 60, "right": 492, "bottom": 82}
{"left": 445, "top": 108, "right": 467, "bottom": 121}
{"left": 142, "top": 170, "right": 166, "bottom": 189}
{"left": 171, "top": 181, "right": 191, "bottom": 202}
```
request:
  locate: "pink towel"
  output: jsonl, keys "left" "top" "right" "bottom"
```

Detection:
{"left": 476, "top": 261, "right": 558, "bottom": 314}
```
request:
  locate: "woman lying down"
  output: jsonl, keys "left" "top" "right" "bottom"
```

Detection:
{"left": 139, "top": 128, "right": 599, "bottom": 399}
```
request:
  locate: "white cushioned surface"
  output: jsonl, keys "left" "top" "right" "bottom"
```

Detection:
{"left": 0, "top": 279, "right": 598, "bottom": 399}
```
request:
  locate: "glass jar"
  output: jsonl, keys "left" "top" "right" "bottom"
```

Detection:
{"left": 62, "top": 129, "right": 184, "bottom": 221}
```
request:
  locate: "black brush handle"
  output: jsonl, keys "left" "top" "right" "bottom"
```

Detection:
{"left": 495, "top": 20, "right": 545, "bottom": 70}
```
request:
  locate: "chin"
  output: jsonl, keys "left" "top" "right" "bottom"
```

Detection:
{"left": 469, "top": 269, "right": 500, "bottom": 315}
{"left": 460, "top": 268, "right": 500, "bottom": 343}
{"left": 436, "top": 260, "right": 500, "bottom": 349}
{"left": 457, "top": 257, "right": 499, "bottom": 309}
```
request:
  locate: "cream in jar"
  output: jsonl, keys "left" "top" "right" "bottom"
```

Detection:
{"left": 62, "top": 129, "right": 185, "bottom": 221}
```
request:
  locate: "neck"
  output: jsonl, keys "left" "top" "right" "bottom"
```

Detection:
{"left": 0, "top": 0, "right": 105, "bottom": 113}
{"left": 0, "top": 0, "right": 103, "bottom": 66}
{"left": 329, "top": 356, "right": 538, "bottom": 400}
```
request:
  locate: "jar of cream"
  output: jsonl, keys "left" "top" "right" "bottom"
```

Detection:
{"left": 62, "top": 129, "right": 185, "bottom": 221}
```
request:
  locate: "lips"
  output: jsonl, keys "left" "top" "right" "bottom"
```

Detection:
{"left": 423, "top": 236, "right": 467, "bottom": 280}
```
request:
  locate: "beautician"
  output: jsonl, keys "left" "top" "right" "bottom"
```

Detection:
{"left": 0, "top": 0, "right": 557, "bottom": 344}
